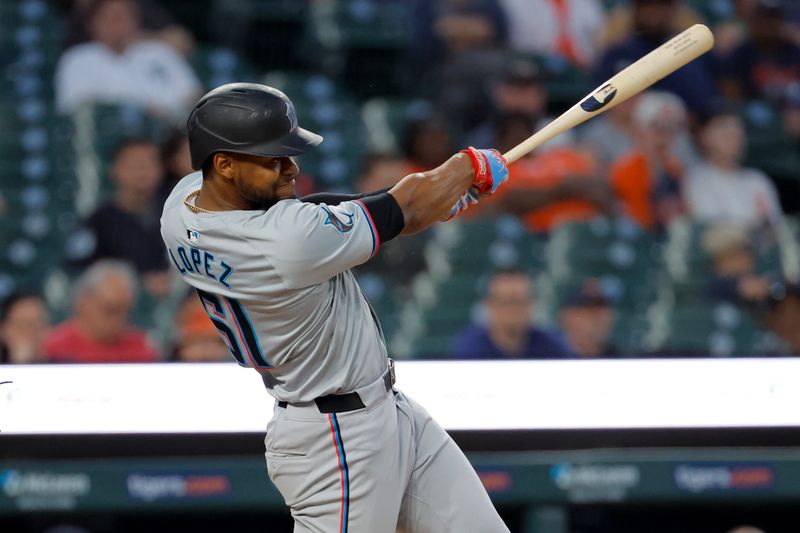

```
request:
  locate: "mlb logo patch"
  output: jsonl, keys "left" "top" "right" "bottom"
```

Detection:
{"left": 187, "top": 229, "right": 200, "bottom": 243}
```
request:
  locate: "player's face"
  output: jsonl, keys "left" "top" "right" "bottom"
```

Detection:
{"left": 231, "top": 154, "right": 300, "bottom": 209}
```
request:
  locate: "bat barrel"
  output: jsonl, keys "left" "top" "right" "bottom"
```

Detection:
{"left": 502, "top": 24, "right": 714, "bottom": 165}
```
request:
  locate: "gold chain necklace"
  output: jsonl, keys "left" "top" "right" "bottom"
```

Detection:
{"left": 183, "top": 190, "right": 221, "bottom": 214}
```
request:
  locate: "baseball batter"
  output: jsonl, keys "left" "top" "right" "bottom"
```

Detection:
{"left": 160, "top": 83, "right": 510, "bottom": 532}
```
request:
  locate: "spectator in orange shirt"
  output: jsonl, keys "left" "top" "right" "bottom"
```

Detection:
{"left": 461, "top": 58, "right": 617, "bottom": 231}
{"left": 479, "top": 113, "right": 616, "bottom": 232}
{"left": 43, "top": 260, "right": 159, "bottom": 363}
{"left": 610, "top": 91, "right": 689, "bottom": 231}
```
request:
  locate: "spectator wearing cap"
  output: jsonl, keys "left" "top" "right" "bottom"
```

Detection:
{"left": 685, "top": 108, "right": 783, "bottom": 229}
{"left": 0, "top": 292, "right": 50, "bottom": 364}
{"left": 498, "top": 0, "right": 605, "bottom": 67}
{"left": 610, "top": 91, "right": 689, "bottom": 231}
{"left": 75, "top": 138, "right": 172, "bottom": 299}
{"left": 468, "top": 58, "right": 555, "bottom": 149}
{"left": 593, "top": 0, "right": 717, "bottom": 116}
{"left": 42, "top": 260, "right": 159, "bottom": 363}
{"left": 54, "top": 0, "right": 201, "bottom": 118}
{"left": 718, "top": 0, "right": 800, "bottom": 103}
{"left": 450, "top": 270, "right": 575, "bottom": 359}
{"left": 559, "top": 281, "right": 617, "bottom": 358}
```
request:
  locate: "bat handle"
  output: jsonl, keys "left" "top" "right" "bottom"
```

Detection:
{"left": 502, "top": 128, "right": 551, "bottom": 165}
{"left": 503, "top": 146, "right": 527, "bottom": 166}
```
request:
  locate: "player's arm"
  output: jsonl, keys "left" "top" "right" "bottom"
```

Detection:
{"left": 388, "top": 148, "right": 509, "bottom": 235}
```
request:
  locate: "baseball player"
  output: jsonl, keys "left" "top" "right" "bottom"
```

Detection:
{"left": 160, "top": 83, "right": 510, "bottom": 532}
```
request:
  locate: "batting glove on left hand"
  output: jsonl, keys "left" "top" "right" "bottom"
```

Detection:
{"left": 447, "top": 186, "right": 480, "bottom": 220}
{"left": 460, "top": 147, "right": 509, "bottom": 195}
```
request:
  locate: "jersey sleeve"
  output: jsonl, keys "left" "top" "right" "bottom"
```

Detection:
{"left": 255, "top": 200, "right": 380, "bottom": 289}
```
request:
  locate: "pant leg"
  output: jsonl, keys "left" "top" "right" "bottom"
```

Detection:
{"left": 266, "top": 395, "right": 411, "bottom": 533}
{"left": 395, "top": 392, "right": 510, "bottom": 533}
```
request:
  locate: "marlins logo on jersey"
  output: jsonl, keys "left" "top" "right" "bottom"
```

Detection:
{"left": 322, "top": 205, "right": 355, "bottom": 235}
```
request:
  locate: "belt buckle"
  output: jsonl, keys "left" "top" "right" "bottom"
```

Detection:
{"left": 388, "top": 358, "right": 396, "bottom": 387}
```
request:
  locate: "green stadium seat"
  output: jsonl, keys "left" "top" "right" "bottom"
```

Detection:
{"left": 407, "top": 334, "right": 456, "bottom": 360}
{"left": 654, "top": 302, "right": 784, "bottom": 357}
{"left": 191, "top": 46, "right": 259, "bottom": 90}
{"left": 545, "top": 219, "right": 660, "bottom": 305}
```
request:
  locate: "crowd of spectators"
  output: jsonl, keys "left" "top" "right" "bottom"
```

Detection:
{"left": 2, "top": 0, "right": 800, "bottom": 364}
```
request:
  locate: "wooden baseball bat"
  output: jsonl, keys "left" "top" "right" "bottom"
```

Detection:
{"left": 503, "top": 24, "right": 715, "bottom": 165}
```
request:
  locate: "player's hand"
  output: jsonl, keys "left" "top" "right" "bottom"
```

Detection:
{"left": 446, "top": 186, "right": 480, "bottom": 220}
{"left": 460, "top": 147, "right": 509, "bottom": 195}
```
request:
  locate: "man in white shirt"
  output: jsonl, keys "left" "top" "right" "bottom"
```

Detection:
{"left": 55, "top": 0, "right": 201, "bottom": 119}
{"left": 685, "top": 109, "right": 783, "bottom": 228}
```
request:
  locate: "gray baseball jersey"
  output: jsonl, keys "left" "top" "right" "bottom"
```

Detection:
{"left": 160, "top": 172, "right": 387, "bottom": 402}
{"left": 160, "top": 171, "right": 509, "bottom": 532}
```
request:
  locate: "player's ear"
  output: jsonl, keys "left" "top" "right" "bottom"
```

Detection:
{"left": 213, "top": 153, "right": 235, "bottom": 180}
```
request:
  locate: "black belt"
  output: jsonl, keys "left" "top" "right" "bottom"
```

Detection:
{"left": 278, "top": 365, "right": 394, "bottom": 414}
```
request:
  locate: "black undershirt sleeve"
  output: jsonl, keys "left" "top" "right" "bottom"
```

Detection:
{"left": 359, "top": 192, "right": 405, "bottom": 244}
{"left": 300, "top": 187, "right": 404, "bottom": 244}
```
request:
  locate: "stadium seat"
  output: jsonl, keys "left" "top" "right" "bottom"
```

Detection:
{"left": 651, "top": 302, "right": 785, "bottom": 357}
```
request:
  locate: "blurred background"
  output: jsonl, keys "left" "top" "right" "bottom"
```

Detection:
{"left": 1, "top": 0, "right": 800, "bottom": 531}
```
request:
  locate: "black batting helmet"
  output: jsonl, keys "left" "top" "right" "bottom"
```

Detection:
{"left": 187, "top": 83, "right": 323, "bottom": 170}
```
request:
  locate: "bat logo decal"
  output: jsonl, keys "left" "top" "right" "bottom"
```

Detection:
{"left": 580, "top": 83, "right": 618, "bottom": 112}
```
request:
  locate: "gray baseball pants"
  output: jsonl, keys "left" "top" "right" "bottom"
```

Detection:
{"left": 264, "top": 368, "right": 509, "bottom": 532}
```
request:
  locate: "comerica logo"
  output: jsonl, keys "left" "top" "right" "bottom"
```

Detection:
{"left": 551, "top": 464, "right": 640, "bottom": 490}
{"left": 0, "top": 470, "right": 91, "bottom": 498}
